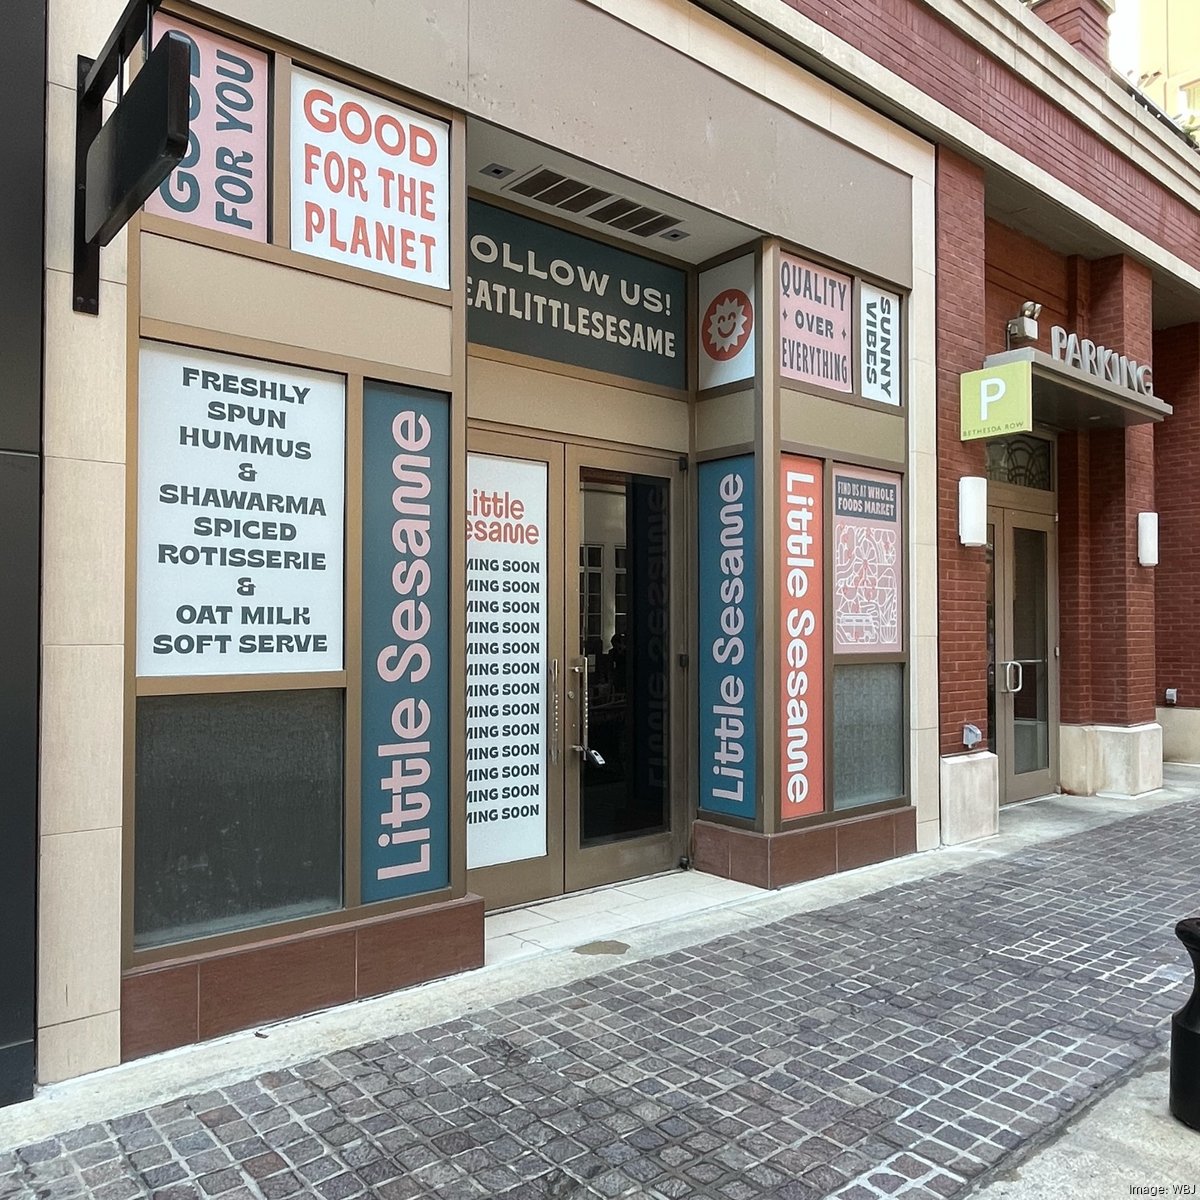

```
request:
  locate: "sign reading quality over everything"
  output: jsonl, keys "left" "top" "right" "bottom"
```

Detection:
{"left": 465, "top": 455, "right": 549, "bottom": 869}
{"left": 145, "top": 17, "right": 269, "bottom": 240}
{"left": 779, "top": 253, "right": 852, "bottom": 392}
{"left": 698, "top": 457, "right": 757, "bottom": 819}
{"left": 136, "top": 343, "right": 345, "bottom": 677}
{"left": 291, "top": 70, "right": 449, "bottom": 288}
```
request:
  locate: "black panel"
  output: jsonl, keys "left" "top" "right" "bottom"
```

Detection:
{"left": 0, "top": 0, "right": 44, "bottom": 1108}
{"left": 134, "top": 690, "right": 345, "bottom": 949}
{"left": 0, "top": 1, "right": 45, "bottom": 453}
{"left": 0, "top": 455, "right": 40, "bottom": 1102}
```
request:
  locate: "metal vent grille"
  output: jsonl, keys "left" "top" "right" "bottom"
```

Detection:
{"left": 506, "top": 167, "right": 680, "bottom": 237}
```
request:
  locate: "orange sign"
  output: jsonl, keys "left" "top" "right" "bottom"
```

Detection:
{"left": 780, "top": 455, "right": 824, "bottom": 819}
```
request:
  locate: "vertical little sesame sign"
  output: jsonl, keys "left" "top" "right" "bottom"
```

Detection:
{"left": 360, "top": 383, "right": 450, "bottom": 902}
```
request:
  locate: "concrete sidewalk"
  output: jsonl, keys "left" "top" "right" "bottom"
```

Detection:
{"left": 2, "top": 775, "right": 1198, "bottom": 1199}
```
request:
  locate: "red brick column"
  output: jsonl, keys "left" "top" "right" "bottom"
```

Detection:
{"left": 936, "top": 148, "right": 989, "bottom": 755}
{"left": 1083, "top": 255, "right": 1156, "bottom": 725}
{"left": 1031, "top": 0, "right": 1112, "bottom": 71}
{"left": 1153, "top": 324, "right": 1200, "bottom": 705}
{"left": 1056, "top": 432, "right": 1092, "bottom": 724}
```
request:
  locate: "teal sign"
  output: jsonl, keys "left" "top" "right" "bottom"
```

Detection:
{"left": 467, "top": 200, "right": 687, "bottom": 390}
{"left": 698, "top": 457, "right": 757, "bottom": 819}
{"left": 360, "top": 383, "right": 449, "bottom": 902}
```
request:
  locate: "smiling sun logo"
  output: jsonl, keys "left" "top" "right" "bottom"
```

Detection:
{"left": 701, "top": 288, "right": 754, "bottom": 361}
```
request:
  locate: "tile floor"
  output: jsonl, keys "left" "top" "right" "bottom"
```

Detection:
{"left": 483, "top": 871, "right": 768, "bottom": 965}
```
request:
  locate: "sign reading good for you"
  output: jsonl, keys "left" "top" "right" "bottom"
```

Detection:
{"left": 779, "top": 253, "right": 852, "bottom": 392}
{"left": 136, "top": 343, "right": 345, "bottom": 677}
{"left": 780, "top": 455, "right": 824, "bottom": 819}
{"left": 291, "top": 70, "right": 449, "bottom": 288}
{"left": 145, "top": 17, "right": 269, "bottom": 240}
{"left": 465, "top": 454, "right": 549, "bottom": 869}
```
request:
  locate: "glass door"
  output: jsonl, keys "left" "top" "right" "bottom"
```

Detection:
{"left": 987, "top": 507, "right": 1058, "bottom": 803}
{"left": 464, "top": 433, "right": 685, "bottom": 907}
{"left": 564, "top": 444, "right": 685, "bottom": 892}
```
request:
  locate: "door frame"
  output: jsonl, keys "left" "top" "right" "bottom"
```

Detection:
{"left": 464, "top": 426, "right": 688, "bottom": 908}
{"left": 988, "top": 502, "right": 1059, "bottom": 804}
{"left": 563, "top": 441, "right": 688, "bottom": 893}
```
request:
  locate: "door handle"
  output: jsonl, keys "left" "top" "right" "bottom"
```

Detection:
{"left": 1000, "top": 660, "right": 1024, "bottom": 694}
{"left": 549, "top": 658, "right": 560, "bottom": 765}
{"left": 570, "top": 656, "right": 606, "bottom": 767}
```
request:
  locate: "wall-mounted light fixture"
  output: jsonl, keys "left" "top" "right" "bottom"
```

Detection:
{"left": 1005, "top": 300, "right": 1042, "bottom": 350}
{"left": 1138, "top": 511, "right": 1159, "bottom": 567}
{"left": 959, "top": 476, "right": 988, "bottom": 547}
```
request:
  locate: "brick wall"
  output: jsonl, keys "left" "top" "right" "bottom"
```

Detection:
{"left": 937, "top": 148, "right": 990, "bottom": 755}
{"left": 1032, "top": 0, "right": 1111, "bottom": 71}
{"left": 1153, "top": 324, "right": 1200, "bottom": 705}
{"left": 1079, "top": 256, "right": 1156, "bottom": 725}
{"left": 777, "top": 0, "right": 1200, "bottom": 273}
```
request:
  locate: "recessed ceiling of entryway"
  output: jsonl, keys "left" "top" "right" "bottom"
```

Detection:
{"left": 467, "top": 118, "right": 761, "bottom": 266}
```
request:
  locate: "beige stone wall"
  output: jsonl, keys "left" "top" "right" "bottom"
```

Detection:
{"left": 39, "top": 0, "right": 129, "bottom": 1083}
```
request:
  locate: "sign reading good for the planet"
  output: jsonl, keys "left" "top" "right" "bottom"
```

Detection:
{"left": 136, "top": 343, "right": 345, "bottom": 677}
{"left": 467, "top": 200, "right": 687, "bottom": 390}
{"left": 291, "top": 70, "right": 449, "bottom": 288}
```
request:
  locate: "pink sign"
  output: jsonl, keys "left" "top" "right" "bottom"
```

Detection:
{"left": 144, "top": 17, "right": 270, "bottom": 241}
{"left": 832, "top": 466, "right": 903, "bottom": 653}
{"left": 780, "top": 454, "right": 824, "bottom": 820}
{"left": 778, "top": 253, "right": 852, "bottom": 392}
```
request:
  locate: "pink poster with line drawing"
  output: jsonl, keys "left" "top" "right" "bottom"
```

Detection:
{"left": 144, "top": 17, "right": 269, "bottom": 241}
{"left": 832, "top": 465, "right": 903, "bottom": 654}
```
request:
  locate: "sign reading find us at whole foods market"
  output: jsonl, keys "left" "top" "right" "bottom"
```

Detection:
{"left": 136, "top": 343, "right": 345, "bottom": 676}
{"left": 467, "top": 200, "right": 687, "bottom": 390}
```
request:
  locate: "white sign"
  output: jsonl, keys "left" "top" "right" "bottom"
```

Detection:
{"left": 1050, "top": 325, "right": 1154, "bottom": 396}
{"left": 465, "top": 455, "right": 548, "bottom": 869}
{"left": 698, "top": 254, "right": 756, "bottom": 390}
{"left": 860, "top": 284, "right": 901, "bottom": 406}
{"left": 290, "top": 69, "right": 449, "bottom": 288}
{"left": 137, "top": 343, "right": 345, "bottom": 676}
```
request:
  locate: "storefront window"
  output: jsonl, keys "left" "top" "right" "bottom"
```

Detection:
{"left": 134, "top": 689, "right": 344, "bottom": 949}
{"left": 832, "top": 663, "right": 905, "bottom": 809}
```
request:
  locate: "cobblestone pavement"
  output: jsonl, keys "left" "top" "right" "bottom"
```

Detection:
{"left": 4, "top": 801, "right": 1197, "bottom": 1200}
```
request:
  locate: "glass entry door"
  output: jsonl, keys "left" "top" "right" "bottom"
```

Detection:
{"left": 987, "top": 508, "right": 1058, "bottom": 803}
{"left": 466, "top": 430, "right": 684, "bottom": 908}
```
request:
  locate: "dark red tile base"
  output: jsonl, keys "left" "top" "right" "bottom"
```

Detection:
{"left": 694, "top": 808, "right": 917, "bottom": 889}
{"left": 121, "top": 894, "right": 484, "bottom": 1062}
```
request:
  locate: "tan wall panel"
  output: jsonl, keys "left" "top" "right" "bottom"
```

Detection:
{"left": 695, "top": 391, "right": 754, "bottom": 453}
{"left": 468, "top": 356, "right": 689, "bottom": 451}
{"left": 200, "top": 0, "right": 912, "bottom": 286}
{"left": 780, "top": 389, "right": 905, "bottom": 464}
{"left": 140, "top": 235, "right": 453, "bottom": 377}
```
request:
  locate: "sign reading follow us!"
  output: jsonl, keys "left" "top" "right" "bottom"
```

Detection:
{"left": 960, "top": 362, "right": 1033, "bottom": 441}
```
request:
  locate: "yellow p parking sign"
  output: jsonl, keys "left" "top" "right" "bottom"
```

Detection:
{"left": 959, "top": 362, "right": 1033, "bottom": 441}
